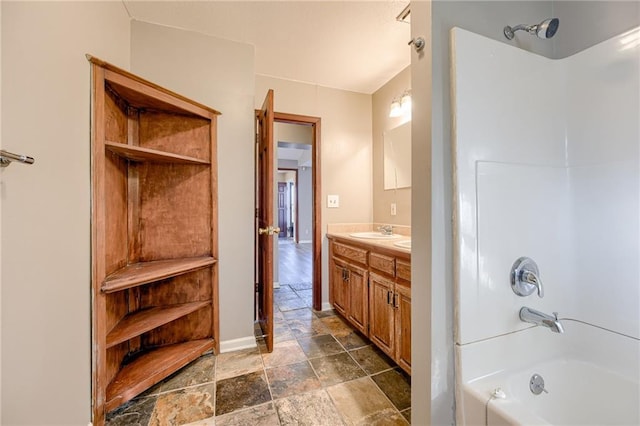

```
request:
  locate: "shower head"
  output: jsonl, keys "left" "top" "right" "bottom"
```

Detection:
{"left": 504, "top": 18, "right": 559, "bottom": 40}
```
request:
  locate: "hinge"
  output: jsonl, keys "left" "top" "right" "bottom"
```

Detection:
{"left": 255, "top": 283, "right": 259, "bottom": 293}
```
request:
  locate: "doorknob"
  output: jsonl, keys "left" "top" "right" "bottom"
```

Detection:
{"left": 258, "top": 226, "right": 281, "bottom": 235}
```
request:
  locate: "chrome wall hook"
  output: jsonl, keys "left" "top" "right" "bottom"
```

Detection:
{"left": 408, "top": 37, "right": 425, "bottom": 52}
{"left": 0, "top": 149, "right": 35, "bottom": 168}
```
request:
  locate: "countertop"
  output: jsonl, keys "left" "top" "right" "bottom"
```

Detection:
{"left": 326, "top": 224, "right": 411, "bottom": 257}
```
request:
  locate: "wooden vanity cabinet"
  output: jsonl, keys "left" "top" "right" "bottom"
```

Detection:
{"left": 369, "top": 272, "right": 396, "bottom": 356}
{"left": 395, "top": 257, "right": 412, "bottom": 374}
{"left": 369, "top": 255, "right": 412, "bottom": 375}
{"left": 330, "top": 243, "right": 369, "bottom": 336}
{"left": 328, "top": 237, "right": 411, "bottom": 374}
{"left": 89, "top": 56, "right": 220, "bottom": 424}
{"left": 394, "top": 280, "right": 412, "bottom": 373}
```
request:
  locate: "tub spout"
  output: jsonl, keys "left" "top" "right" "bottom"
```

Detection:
{"left": 519, "top": 307, "right": 564, "bottom": 333}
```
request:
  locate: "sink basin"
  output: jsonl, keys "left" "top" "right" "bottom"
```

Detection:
{"left": 349, "top": 232, "right": 401, "bottom": 239}
{"left": 393, "top": 240, "right": 411, "bottom": 249}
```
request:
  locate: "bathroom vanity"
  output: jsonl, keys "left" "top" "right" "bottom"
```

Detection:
{"left": 327, "top": 228, "right": 411, "bottom": 374}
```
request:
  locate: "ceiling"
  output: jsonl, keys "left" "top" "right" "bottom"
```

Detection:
{"left": 123, "top": 1, "right": 412, "bottom": 94}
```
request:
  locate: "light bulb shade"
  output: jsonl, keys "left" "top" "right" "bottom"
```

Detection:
{"left": 400, "top": 93, "right": 411, "bottom": 115}
{"left": 389, "top": 100, "right": 402, "bottom": 117}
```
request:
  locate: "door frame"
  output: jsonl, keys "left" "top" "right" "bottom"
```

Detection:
{"left": 273, "top": 112, "right": 322, "bottom": 311}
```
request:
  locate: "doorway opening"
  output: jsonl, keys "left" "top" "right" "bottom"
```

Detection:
{"left": 273, "top": 114, "right": 321, "bottom": 312}
{"left": 255, "top": 97, "right": 322, "bottom": 353}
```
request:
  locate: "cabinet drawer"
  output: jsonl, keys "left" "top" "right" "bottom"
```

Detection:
{"left": 333, "top": 242, "right": 368, "bottom": 265}
{"left": 369, "top": 252, "right": 395, "bottom": 277}
{"left": 396, "top": 259, "right": 411, "bottom": 282}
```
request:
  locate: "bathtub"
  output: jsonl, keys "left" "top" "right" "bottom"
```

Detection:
{"left": 456, "top": 321, "right": 640, "bottom": 425}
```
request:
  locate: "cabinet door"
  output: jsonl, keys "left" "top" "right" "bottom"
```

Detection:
{"left": 346, "top": 264, "right": 369, "bottom": 336}
{"left": 331, "top": 259, "right": 349, "bottom": 317}
{"left": 368, "top": 273, "right": 395, "bottom": 357}
{"left": 395, "top": 283, "right": 411, "bottom": 374}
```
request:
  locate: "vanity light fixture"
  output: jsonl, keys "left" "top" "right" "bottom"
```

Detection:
{"left": 389, "top": 98, "right": 403, "bottom": 117}
{"left": 389, "top": 90, "right": 412, "bottom": 118}
{"left": 400, "top": 91, "right": 411, "bottom": 115}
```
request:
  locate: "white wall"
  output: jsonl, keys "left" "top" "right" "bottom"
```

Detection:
{"left": 0, "top": 3, "right": 4, "bottom": 419}
{"left": 564, "top": 27, "right": 640, "bottom": 338}
{"left": 552, "top": 1, "right": 640, "bottom": 58}
{"left": 372, "top": 66, "right": 411, "bottom": 226}
{"left": 1, "top": 2, "right": 131, "bottom": 424}
{"left": 410, "top": 1, "right": 432, "bottom": 424}
{"left": 255, "top": 75, "right": 372, "bottom": 308}
{"left": 130, "top": 21, "right": 256, "bottom": 349}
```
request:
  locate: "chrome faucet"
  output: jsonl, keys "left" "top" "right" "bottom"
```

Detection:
{"left": 511, "top": 257, "right": 544, "bottom": 297}
{"left": 519, "top": 307, "right": 564, "bottom": 333}
{"left": 378, "top": 225, "right": 394, "bottom": 235}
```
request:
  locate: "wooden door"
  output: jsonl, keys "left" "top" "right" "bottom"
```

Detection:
{"left": 395, "top": 283, "right": 412, "bottom": 374}
{"left": 368, "top": 272, "right": 395, "bottom": 358}
{"left": 256, "top": 89, "right": 275, "bottom": 352}
{"left": 346, "top": 263, "right": 369, "bottom": 336}
{"left": 277, "top": 182, "right": 286, "bottom": 238}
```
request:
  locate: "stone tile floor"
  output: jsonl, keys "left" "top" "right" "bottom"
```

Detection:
{"left": 106, "top": 283, "right": 411, "bottom": 425}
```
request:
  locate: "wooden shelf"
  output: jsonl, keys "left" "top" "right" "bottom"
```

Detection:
{"left": 102, "top": 257, "right": 216, "bottom": 293}
{"left": 105, "top": 339, "right": 214, "bottom": 412}
{"left": 105, "top": 141, "right": 210, "bottom": 165}
{"left": 106, "top": 301, "right": 210, "bottom": 348}
{"left": 91, "top": 57, "right": 220, "bottom": 424}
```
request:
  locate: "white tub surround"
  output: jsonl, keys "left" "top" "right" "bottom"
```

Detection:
{"left": 451, "top": 26, "right": 639, "bottom": 425}
{"left": 458, "top": 322, "right": 639, "bottom": 426}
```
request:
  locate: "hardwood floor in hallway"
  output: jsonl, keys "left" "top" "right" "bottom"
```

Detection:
{"left": 278, "top": 238, "right": 312, "bottom": 286}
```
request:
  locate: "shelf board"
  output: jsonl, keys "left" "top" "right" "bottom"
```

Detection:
{"left": 103, "top": 256, "right": 216, "bottom": 293}
{"left": 105, "top": 141, "right": 210, "bottom": 165}
{"left": 106, "top": 301, "right": 211, "bottom": 348}
{"left": 105, "top": 339, "right": 214, "bottom": 412}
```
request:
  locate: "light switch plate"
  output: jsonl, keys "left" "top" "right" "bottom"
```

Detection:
{"left": 327, "top": 194, "right": 340, "bottom": 208}
{"left": 391, "top": 203, "right": 397, "bottom": 216}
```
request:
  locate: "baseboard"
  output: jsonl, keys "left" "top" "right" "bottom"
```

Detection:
{"left": 298, "top": 240, "right": 312, "bottom": 244}
{"left": 273, "top": 281, "right": 280, "bottom": 289}
{"left": 219, "top": 336, "right": 257, "bottom": 353}
{"left": 321, "top": 302, "right": 333, "bottom": 312}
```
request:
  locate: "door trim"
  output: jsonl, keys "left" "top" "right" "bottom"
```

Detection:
{"left": 274, "top": 112, "right": 322, "bottom": 312}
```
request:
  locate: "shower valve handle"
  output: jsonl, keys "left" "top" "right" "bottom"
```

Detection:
{"left": 522, "top": 270, "right": 544, "bottom": 298}
{"left": 511, "top": 257, "right": 544, "bottom": 298}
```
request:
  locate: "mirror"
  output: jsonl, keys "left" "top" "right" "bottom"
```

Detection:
{"left": 383, "top": 121, "right": 411, "bottom": 189}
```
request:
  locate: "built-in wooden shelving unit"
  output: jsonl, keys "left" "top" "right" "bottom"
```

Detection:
{"left": 89, "top": 55, "right": 220, "bottom": 425}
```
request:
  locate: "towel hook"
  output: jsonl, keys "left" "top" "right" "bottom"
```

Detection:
{"left": 408, "top": 37, "right": 426, "bottom": 52}
{"left": 0, "top": 149, "right": 35, "bottom": 168}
